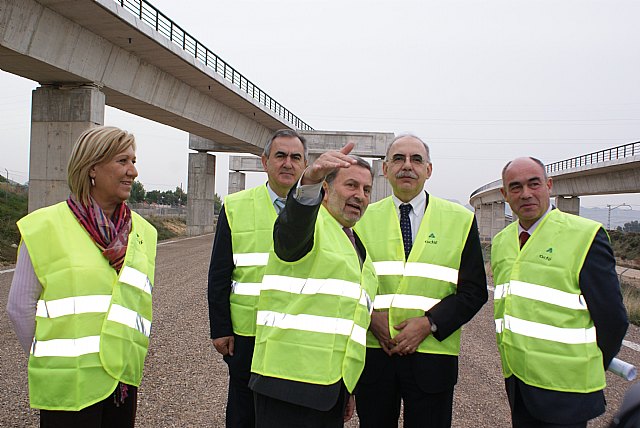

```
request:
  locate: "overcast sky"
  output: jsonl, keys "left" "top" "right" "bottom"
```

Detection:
{"left": 2, "top": 0, "right": 640, "bottom": 212}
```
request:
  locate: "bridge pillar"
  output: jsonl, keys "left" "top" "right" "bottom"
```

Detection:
{"left": 475, "top": 201, "right": 507, "bottom": 243}
{"left": 29, "top": 84, "right": 105, "bottom": 212}
{"left": 228, "top": 172, "right": 246, "bottom": 195}
{"left": 187, "top": 152, "right": 216, "bottom": 236}
{"left": 555, "top": 196, "right": 580, "bottom": 215}
{"left": 371, "top": 159, "right": 391, "bottom": 203}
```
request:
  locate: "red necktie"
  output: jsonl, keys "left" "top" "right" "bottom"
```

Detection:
{"left": 519, "top": 231, "right": 530, "bottom": 249}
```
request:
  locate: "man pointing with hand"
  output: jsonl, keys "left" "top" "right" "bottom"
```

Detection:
{"left": 250, "top": 143, "right": 379, "bottom": 427}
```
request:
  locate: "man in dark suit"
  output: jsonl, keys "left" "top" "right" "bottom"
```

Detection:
{"left": 250, "top": 143, "right": 378, "bottom": 427}
{"left": 493, "top": 156, "right": 628, "bottom": 427}
{"left": 208, "top": 129, "right": 307, "bottom": 428}
{"left": 354, "top": 134, "right": 488, "bottom": 427}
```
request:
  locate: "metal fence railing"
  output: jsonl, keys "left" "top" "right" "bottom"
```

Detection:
{"left": 114, "top": 0, "right": 313, "bottom": 131}
{"left": 546, "top": 141, "right": 639, "bottom": 173}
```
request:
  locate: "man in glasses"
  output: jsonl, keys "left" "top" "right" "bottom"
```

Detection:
{"left": 354, "top": 134, "right": 488, "bottom": 428}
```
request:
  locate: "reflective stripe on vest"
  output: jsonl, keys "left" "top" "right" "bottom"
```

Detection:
{"left": 373, "top": 261, "right": 459, "bottom": 284}
{"left": 495, "top": 315, "right": 596, "bottom": 344}
{"left": 373, "top": 294, "right": 440, "bottom": 311}
{"left": 233, "top": 252, "right": 269, "bottom": 267}
{"left": 36, "top": 295, "right": 111, "bottom": 318}
{"left": 494, "top": 280, "right": 588, "bottom": 311}
{"left": 107, "top": 304, "right": 152, "bottom": 337}
{"left": 119, "top": 266, "right": 153, "bottom": 294}
{"left": 31, "top": 336, "right": 101, "bottom": 358}
{"left": 231, "top": 281, "right": 262, "bottom": 296}
{"left": 262, "top": 275, "right": 363, "bottom": 300}
{"left": 257, "top": 311, "right": 368, "bottom": 346}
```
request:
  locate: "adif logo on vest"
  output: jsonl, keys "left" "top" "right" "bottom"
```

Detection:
{"left": 425, "top": 232, "right": 438, "bottom": 245}
{"left": 539, "top": 247, "right": 553, "bottom": 261}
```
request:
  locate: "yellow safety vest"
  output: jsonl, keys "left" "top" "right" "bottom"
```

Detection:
{"left": 356, "top": 195, "right": 472, "bottom": 355}
{"left": 251, "top": 206, "right": 378, "bottom": 393}
{"left": 18, "top": 202, "right": 157, "bottom": 410}
{"left": 492, "top": 209, "right": 604, "bottom": 393}
{"left": 225, "top": 185, "right": 277, "bottom": 336}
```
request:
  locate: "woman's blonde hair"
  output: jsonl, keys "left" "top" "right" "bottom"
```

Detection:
{"left": 67, "top": 126, "right": 136, "bottom": 205}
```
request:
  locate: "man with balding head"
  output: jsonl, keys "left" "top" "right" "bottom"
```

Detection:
{"left": 492, "top": 156, "right": 628, "bottom": 427}
{"left": 354, "top": 134, "right": 488, "bottom": 427}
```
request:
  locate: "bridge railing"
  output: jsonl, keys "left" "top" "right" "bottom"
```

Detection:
{"left": 546, "top": 141, "right": 639, "bottom": 173}
{"left": 470, "top": 141, "right": 640, "bottom": 199}
{"left": 116, "top": 0, "right": 313, "bottom": 131}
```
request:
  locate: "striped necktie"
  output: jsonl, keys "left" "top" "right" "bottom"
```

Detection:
{"left": 274, "top": 197, "right": 286, "bottom": 214}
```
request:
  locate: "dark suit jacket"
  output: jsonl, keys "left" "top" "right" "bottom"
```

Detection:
{"left": 207, "top": 204, "right": 235, "bottom": 339}
{"left": 508, "top": 227, "right": 629, "bottom": 425}
{"left": 249, "top": 187, "right": 367, "bottom": 411}
{"left": 359, "top": 193, "right": 488, "bottom": 393}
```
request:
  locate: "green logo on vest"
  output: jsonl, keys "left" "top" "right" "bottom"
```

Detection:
{"left": 539, "top": 248, "right": 553, "bottom": 261}
{"left": 425, "top": 232, "right": 438, "bottom": 245}
{"left": 429, "top": 233, "right": 436, "bottom": 238}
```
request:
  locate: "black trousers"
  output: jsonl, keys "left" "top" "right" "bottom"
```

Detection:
{"left": 40, "top": 384, "right": 137, "bottom": 428}
{"left": 223, "top": 334, "right": 256, "bottom": 428}
{"left": 506, "top": 379, "right": 587, "bottom": 428}
{"left": 356, "top": 349, "right": 454, "bottom": 428}
{"left": 254, "top": 386, "right": 347, "bottom": 428}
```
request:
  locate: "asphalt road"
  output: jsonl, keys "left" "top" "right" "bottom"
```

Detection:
{"left": 1, "top": 233, "right": 639, "bottom": 427}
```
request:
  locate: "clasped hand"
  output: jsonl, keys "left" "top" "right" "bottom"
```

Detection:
{"left": 370, "top": 312, "right": 431, "bottom": 356}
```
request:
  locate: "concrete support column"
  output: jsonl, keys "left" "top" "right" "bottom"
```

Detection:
{"left": 187, "top": 152, "right": 216, "bottom": 236}
{"left": 228, "top": 171, "right": 246, "bottom": 195}
{"left": 555, "top": 196, "right": 580, "bottom": 216}
{"left": 29, "top": 84, "right": 105, "bottom": 212}
{"left": 371, "top": 159, "right": 391, "bottom": 203}
{"left": 475, "top": 201, "right": 507, "bottom": 243}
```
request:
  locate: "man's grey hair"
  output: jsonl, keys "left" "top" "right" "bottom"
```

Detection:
{"left": 501, "top": 157, "right": 548, "bottom": 182}
{"left": 263, "top": 129, "right": 308, "bottom": 160}
{"left": 385, "top": 133, "right": 431, "bottom": 163}
{"left": 325, "top": 155, "right": 374, "bottom": 185}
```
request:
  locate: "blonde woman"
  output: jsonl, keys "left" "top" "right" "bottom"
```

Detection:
{"left": 7, "top": 126, "right": 158, "bottom": 427}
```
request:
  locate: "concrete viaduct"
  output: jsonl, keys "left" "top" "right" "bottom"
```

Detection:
{"left": 0, "top": 0, "right": 394, "bottom": 235}
{"left": 470, "top": 142, "right": 640, "bottom": 242}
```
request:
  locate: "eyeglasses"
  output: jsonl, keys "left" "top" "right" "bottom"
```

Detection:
{"left": 387, "top": 154, "right": 428, "bottom": 165}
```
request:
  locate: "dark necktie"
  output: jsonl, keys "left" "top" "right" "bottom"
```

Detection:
{"left": 519, "top": 231, "right": 530, "bottom": 249}
{"left": 343, "top": 227, "right": 358, "bottom": 250}
{"left": 274, "top": 197, "right": 286, "bottom": 214}
{"left": 400, "top": 203, "right": 413, "bottom": 259}
{"left": 343, "top": 227, "right": 363, "bottom": 267}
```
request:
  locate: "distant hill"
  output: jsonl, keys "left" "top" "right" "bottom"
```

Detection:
{"left": 579, "top": 206, "right": 640, "bottom": 229}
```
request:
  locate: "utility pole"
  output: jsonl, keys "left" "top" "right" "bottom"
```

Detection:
{"left": 607, "top": 203, "right": 632, "bottom": 230}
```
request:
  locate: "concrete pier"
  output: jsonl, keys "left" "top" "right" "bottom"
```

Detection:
{"left": 29, "top": 85, "right": 105, "bottom": 212}
{"left": 555, "top": 195, "right": 580, "bottom": 216}
{"left": 187, "top": 152, "right": 216, "bottom": 236}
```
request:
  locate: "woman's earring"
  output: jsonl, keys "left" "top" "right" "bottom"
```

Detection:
{"left": 90, "top": 177, "right": 95, "bottom": 187}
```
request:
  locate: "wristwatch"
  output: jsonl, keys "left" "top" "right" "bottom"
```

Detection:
{"left": 425, "top": 312, "right": 437, "bottom": 333}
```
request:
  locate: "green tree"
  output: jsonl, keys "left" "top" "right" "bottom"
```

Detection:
{"left": 145, "top": 190, "right": 161, "bottom": 204}
{"left": 128, "top": 181, "right": 146, "bottom": 203}
{"left": 213, "top": 193, "right": 222, "bottom": 214}
{"left": 623, "top": 220, "right": 640, "bottom": 233}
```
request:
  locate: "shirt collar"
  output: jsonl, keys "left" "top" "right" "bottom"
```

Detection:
{"left": 392, "top": 190, "right": 426, "bottom": 214}
{"left": 518, "top": 202, "right": 553, "bottom": 235}
{"left": 265, "top": 183, "right": 280, "bottom": 205}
